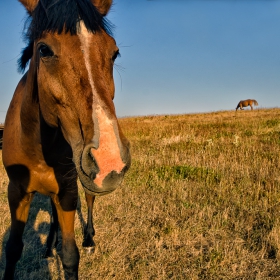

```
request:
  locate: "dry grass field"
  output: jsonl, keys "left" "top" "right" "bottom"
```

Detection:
{"left": 1, "top": 108, "right": 280, "bottom": 279}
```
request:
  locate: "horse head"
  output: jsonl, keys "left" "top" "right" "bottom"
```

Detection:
{"left": 19, "top": 0, "right": 131, "bottom": 196}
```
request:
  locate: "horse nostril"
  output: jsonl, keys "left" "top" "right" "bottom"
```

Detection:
{"left": 81, "top": 144, "right": 100, "bottom": 177}
{"left": 89, "top": 149, "right": 95, "bottom": 162}
{"left": 88, "top": 149, "right": 99, "bottom": 171}
{"left": 89, "top": 171, "right": 96, "bottom": 181}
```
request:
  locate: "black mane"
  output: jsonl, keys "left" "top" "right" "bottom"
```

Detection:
{"left": 18, "top": 0, "right": 113, "bottom": 72}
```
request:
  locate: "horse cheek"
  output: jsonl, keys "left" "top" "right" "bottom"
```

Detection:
{"left": 37, "top": 75, "right": 61, "bottom": 127}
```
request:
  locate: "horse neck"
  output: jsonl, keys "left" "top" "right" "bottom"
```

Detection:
{"left": 19, "top": 81, "right": 70, "bottom": 164}
{"left": 20, "top": 74, "right": 40, "bottom": 134}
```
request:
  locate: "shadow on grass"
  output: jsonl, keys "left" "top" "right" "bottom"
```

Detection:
{"left": 0, "top": 194, "right": 57, "bottom": 279}
{"left": 0, "top": 192, "right": 88, "bottom": 279}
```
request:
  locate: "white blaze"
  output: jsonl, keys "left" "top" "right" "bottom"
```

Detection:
{"left": 78, "top": 22, "right": 125, "bottom": 188}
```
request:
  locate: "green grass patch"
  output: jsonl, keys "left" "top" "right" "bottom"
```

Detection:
{"left": 155, "top": 164, "right": 221, "bottom": 183}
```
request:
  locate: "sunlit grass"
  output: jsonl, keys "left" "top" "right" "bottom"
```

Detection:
{"left": 1, "top": 108, "right": 280, "bottom": 279}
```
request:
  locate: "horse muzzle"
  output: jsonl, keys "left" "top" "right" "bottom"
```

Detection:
{"left": 78, "top": 141, "right": 131, "bottom": 196}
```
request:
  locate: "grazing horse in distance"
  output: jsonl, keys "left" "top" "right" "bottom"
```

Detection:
{"left": 236, "top": 99, "right": 258, "bottom": 111}
{"left": 2, "top": 0, "right": 130, "bottom": 279}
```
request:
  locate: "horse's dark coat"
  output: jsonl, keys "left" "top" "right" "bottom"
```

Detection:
{"left": 3, "top": 1, "right": 130, "bottom": 279}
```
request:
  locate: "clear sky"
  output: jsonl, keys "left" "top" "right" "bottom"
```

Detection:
{"left": 0, "top": 0, "right": 280, "bottom": 122}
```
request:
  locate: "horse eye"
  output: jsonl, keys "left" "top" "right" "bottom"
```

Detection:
{"left": 112, "top": 50, "right": 120, "bottom": 62}
{"left": 38, "top": 44, "right": 54, "bottom": 58}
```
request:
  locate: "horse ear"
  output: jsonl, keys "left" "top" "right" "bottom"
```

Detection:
{"left": 91, "top": 0, "right": 112, "bottom": 15}
{"left": 18, "top": 0, "right": 39, "bottom": 14}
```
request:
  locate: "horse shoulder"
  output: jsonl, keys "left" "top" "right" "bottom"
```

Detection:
{"left": 2, "top": 76, "right": 27, "bottom": 166}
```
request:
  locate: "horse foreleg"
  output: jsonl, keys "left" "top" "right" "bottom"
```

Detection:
{"left": 44, "top": 198, "right": 59, "bottom": 258}
{"left": 4, "top": 184, "right": 34, "bottom": 280}
{"left": 52, "top": 193, "right": 79, "bottom": 280}
{"left": 82, "top": 193, "right": 96, "bottom": 254}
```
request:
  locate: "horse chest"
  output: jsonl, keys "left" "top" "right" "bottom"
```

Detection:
{"left": 28, "top": 167, "right": 60, "bottom": 195}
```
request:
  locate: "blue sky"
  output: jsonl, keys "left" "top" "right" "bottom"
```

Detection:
{"left": 0, "top": 0, "right": 280, "bottom": 122}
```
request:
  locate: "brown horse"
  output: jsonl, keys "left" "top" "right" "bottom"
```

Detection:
{"left": 236, "top": 99, "right": 258, "bottom": 111}
{"left": 2, "top": 0, "right": 130, "bottom": 279}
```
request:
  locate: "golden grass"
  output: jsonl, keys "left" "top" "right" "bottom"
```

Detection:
{"left": 1, "top": 108, "right": 280, "bottom": 279}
